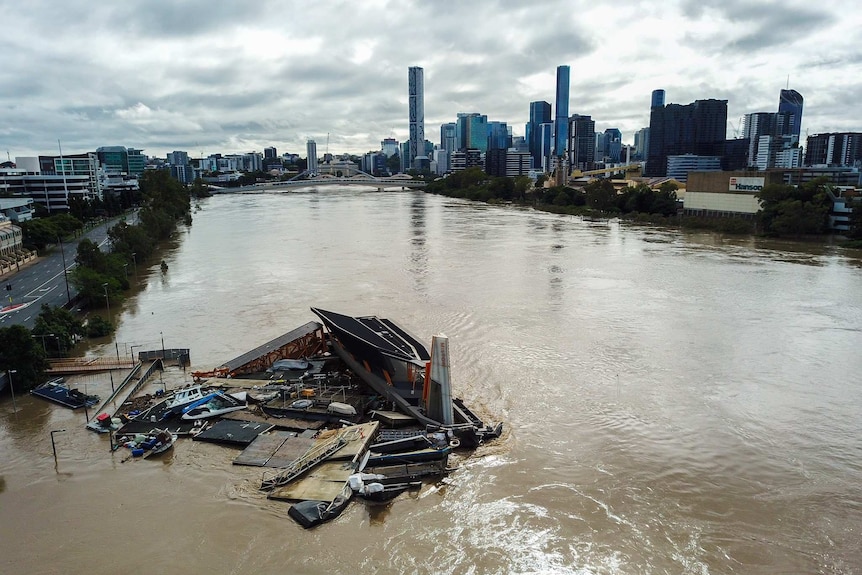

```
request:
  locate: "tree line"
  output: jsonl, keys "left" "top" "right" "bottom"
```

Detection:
{"left": 424, "top": 169, "right": 861, "bottom": 239}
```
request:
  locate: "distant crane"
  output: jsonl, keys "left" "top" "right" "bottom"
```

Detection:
{"left": 729, "top": 120, "right": 740, "bottom": 139}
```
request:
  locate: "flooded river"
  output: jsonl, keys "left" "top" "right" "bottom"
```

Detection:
{"left": 2, "top": 188, "right": 862, "bottom": 574}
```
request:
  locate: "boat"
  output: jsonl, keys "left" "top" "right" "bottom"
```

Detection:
{"left": 365, "top": 447, "right": 451, "bottom": 466}
{"left": 125, "top": 429, "right": 176, "bottom": 457}
{"left": 287, "top": 484, "right": 353, "bottom": 529}
{"left": 30, "top": 377, "right": 100, "bottom": 409}
{"left": 181, "top": 391, "right": 247, "bottom": 420}
{"left": 165, "top": 385, "right": 208, "bottom": 410}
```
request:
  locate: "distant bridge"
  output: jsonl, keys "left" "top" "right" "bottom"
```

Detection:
{"left": 218, "top": 174, "right": 427, "bottom": 194}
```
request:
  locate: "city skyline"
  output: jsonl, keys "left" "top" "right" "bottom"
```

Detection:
{"left": 1, "top": 0, "right": 860, "bottom": 159}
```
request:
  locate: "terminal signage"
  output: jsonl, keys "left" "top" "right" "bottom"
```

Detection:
{"left": 729, "top": 177, "right": 765, "bottom": 192}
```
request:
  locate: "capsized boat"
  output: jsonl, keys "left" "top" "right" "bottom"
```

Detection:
{"left": 181, "top": 391, "right": 247, "bottom": 420}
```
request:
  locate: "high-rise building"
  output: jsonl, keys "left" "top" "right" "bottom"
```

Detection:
{"left": 439, "top": 123, "right": 457, "bottom": 153}
{"left": 554, "top": 66, "right": 570, "bottom": 157}
{"left": 743, "top": 111, "right": 798, "bottom": 169}
{"left": 634, "top": 127, "right": 650, "bottom": 161}
{"left": 306, "top": 140, "right": 318, "bottom": 175}
{"left": 487, "top": 121, "right": 511, "bottom": 150}
{"left": 651, "top": 89, "right": 666, "bottom": 109}
{"left": 167, "top": 151, "right": 189, "bottom": 166}
{"left": 381, "top": 138, "right": 399, "bottom": 158}
{"left": 601, "top": 128, "right": 623, "bottom": 163}
{"left": 538, "top": 123, "right": 554, "bottom": 172}
{"left": 568, "top": 114, "right": 596, "bottom": 171}
{"left": 264, "top": 147, "right": 278, "bottom": 159}
{"left": 408, "top": 66, "right": 425, "bottom": 169}
{"left": 804, "top": 132, "right": 862, "bottom": 167}
{"left": 96, "top": 146, "right": 146, "bottom": 176}
{"left": 778, "top": 89, "right": 804, "bottom": 139}
{"left": 646, "top": 98, "right": 727, "bottom": 177}
{"left": 456, "top": 113, "right": 489, "bottom": 152}
{"left": 527, "top": 101, "right": 551, "bottom": 170}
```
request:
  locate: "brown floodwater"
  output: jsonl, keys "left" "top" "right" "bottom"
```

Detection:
{"left": 2, "top": 188, "right": 861, "bottom": 574}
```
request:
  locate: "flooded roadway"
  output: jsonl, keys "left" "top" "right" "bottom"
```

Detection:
{"left": 2, "top": 188, "right": 861, "bottom": 574}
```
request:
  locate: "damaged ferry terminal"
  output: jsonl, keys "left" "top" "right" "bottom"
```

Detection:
{"left": 110, "top": 308, "right": 502, "bottom": 528}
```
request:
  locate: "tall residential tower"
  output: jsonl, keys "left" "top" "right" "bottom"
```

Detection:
{"left": 408, "top": 66, "right": 425, "bottom": 170}
{"left": 554, "top": 66, "right": 570, "bottom": 158}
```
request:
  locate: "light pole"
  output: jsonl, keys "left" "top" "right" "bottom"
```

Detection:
{"left": 102, "top": 282, "right": 110, "bottom": 320}
{"left": 6, "top": 369, "right": 17, "bottom": 414}
{"left": 51, "top": 429, "right": 66, "bottom": 467}
{"left": 123, "top": 263, "right": 129, "bottom": 279}
{"left": 131, "top": 252, "right": 137, "bottom": 278}
{"left": 57, "top": 235, "right": 71, "bottom": 304}
{"left": 160, "top": 331, "right": 166, "bottom": 360}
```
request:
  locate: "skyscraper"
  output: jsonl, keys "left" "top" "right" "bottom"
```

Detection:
{"left": 455, "top": 113, "right": 488, "bottom": 152}
{"left": 568, "top": 114, "right": 596, "bottom": 171}
{"left": 306, "top": 140, "right": 318, "bottom": 175}
{"left": 527, "top": 101, "right": 551, "bottom": 170}
{"left": 646, "top": 98, "right": 728, "bottom": 177}
{"left": 651, "top": 89, "right": 666, "bottom": 109}
{"left": 778, "top": 89, "right": 804, "bottom": 139}
{"left": 487, "top": 121, "right": 511, "bottom": 150}
{"left": 408, "top": 66, "right": 425, "bottom": 170}
{"left": 554, "top": 66, "right": 570, "bottom": 158}
{"left": 440, "top": 123, "right": 457, "bottom": 153}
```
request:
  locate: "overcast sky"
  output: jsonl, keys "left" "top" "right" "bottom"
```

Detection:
{"left": 2, "top": 0, "right": 860, "bottom": 160}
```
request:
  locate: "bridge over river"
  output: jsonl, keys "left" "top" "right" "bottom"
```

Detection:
{"left": 214, "top": 174, "right": 427, "bottom": 194}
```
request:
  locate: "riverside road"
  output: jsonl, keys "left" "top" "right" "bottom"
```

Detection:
{"left": 0, "top": 212, "right": 136, "bottom": 331}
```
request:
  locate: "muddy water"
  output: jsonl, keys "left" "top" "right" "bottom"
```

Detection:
{"left": 2, "top": 188, "right": 862, "bottom": 574}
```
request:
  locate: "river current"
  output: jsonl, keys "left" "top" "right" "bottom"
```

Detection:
{"left": 2, "top": 187, "right": 861, "bottom": 574}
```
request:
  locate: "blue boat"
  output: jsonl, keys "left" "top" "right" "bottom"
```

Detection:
{"left": 181, "top": 391, "right": 246, "bottom": 420}
{"left": 30, "top": 378, "right": 100, "bottom": 409}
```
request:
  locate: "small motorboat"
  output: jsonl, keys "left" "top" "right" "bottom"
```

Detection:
{"left": 123, "top": 429, "right": 176, "bottom": 458}
{"left": 165, "top": 385, "right": 207, "bottom": 410}
{"left": 181, "top": 392, "right": 247, "bottom": 420}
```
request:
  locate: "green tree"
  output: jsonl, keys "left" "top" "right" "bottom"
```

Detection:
{"left": 20, "top": 218, "right": 61, "bottom": 251}
{"left": 85, "top": 315, "right": 113, "bottom": 338}
{"left": 32, "top": 304, "right": 84, "bottom": 357}
{"left": 0, "top": 325, "right": 48, "bottom": 391}
{"left": 757, "top": 178, "right": 831, "bottom": 236}
{"left": 584, "top": 179, "right": 617, "bottom": 212}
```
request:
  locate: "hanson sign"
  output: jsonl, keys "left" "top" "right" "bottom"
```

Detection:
{"left": 729, "top": 177, "right": 765, "bottom": 192}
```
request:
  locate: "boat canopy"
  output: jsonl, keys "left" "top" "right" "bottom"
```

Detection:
{"left": 311, "top": 308, "right": 431, "bottom": 364}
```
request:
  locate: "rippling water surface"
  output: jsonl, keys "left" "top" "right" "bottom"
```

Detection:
{"left": 2, "top": 188, "right": 861, "bottom": 574}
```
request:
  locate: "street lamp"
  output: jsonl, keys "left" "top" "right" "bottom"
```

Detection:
{"left": 6, "top": 369, "right": 17, "bottom": 414}
{"left": 123, "top": 263, "right": 129, "bottom": 278}
{"left": 160, "top": 331, "right": 166, "bottom": 360}
{"left": 50, "top": 429, "right": 66, "bottom": 467}
{"left": 57, "top": 236, "right": 71, "bottom": 304}
{"left": 131, "top": 252, "right": 137, "bottom": 278}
